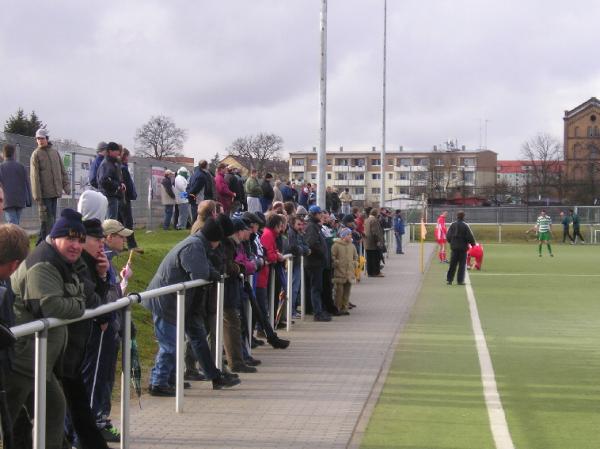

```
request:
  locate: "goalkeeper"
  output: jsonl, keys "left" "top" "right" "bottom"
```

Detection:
{"left": 535, "top": 209, "right": 554, "bottom": 257}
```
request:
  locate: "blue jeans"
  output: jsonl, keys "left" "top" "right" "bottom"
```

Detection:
{"left": 307, "top": 268, "right": 324, "bottom": 315}
{"left": 149, "top": 315, "right": 177, "bottom": 388}
{"left": 3, "top": 207, "right": 22, "bottom": 225}
{"left": 395, "top": 232, "right": 404, "bottom": 253}
{"left": 291, "top": 262, "right": 301, "bottom": 310}
{"left": 163, "top": 205, "right": 174, "bottom": 230}
{"left": 106, "top": 197, "right": 119, "bottom": 220}
{"left": 37, "top": 197, "right": 58, "bottom": 245}
{"left": 177, "top": 203, "right": 190, "bottom": 230}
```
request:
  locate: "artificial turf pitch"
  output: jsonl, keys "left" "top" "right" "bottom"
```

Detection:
{"left": 361, "top": 243, "right": 600, "bottom": 449}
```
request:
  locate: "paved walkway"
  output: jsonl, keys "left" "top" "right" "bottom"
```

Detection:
{"left": 121, "top": 243, "right": 434, "bottom": 449}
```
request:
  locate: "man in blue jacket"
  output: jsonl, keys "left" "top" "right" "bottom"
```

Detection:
{"left": 118, "top": 148, "right": 142, "bottom": 253}
{"left": 88, "top": 142, "right": 107, "bottom": 189}
{"left": 96, "top": 142, "right": 124, "bottom": 219}
{"left": 393, "top": 209, "right": 405, "bottom": 254}
{"left": 0, "top": 144, "right": 32, "bottom": 225}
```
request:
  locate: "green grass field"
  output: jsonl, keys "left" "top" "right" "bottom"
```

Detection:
{"left": 361, "top": 242, "right": 600, "bottom": 449}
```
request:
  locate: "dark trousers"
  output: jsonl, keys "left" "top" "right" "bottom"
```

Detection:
{"left": 366, "top": 250, "right": 380, "bottom": 276}
{"left": 307, "top": 267, "right": 324, "bottom": 315}
{"left": 163, "top": 205, "right": 174, "bottom": 230}
{"left": 106, "top": 197, "right": 119, "bottom": 220}
{"left": 573, "top": 227, "right": 585, "bottom": 242}
{"left": 62, "top": 377, "right": 109, "bottom": 449}
{"left": 184, "top": 314, "right": 220, "bottom": 380}
{"left": 119, "top": 199, "right": 138, "bottom": 249}
{"left": 447, "top": 249, "right": 467, "bottom": 284}
{"left": 244, "top": 282, "right": 276, "bottom": 341}
{"left": 37, "top": 197, "right": 58, "bottom": 245}
{"left": 81, "top": 322, "right": 119, "bottom": 428}
{"left": 562, "top": 228, "right": 573, "bottom": 243}
{"left": 322, "top": 268, "right": 337, "bottom": 314}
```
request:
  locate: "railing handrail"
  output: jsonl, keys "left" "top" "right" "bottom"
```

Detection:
{"left": 10, "top": 278, "right": 213, "bottom": 339}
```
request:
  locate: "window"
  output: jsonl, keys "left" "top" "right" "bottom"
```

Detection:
{"left": 400, "top": 158, "right": 412, "bottom": 166}
{"left": 387, "top": 159, "right": 394, "bottom": 166}
{"left": 311, "top": 173, "right": 316, "bottom": 180}
{"left": 400, "top": 187, "right": 408, "bottom": 195}
{"left": 399, "top": 173, "right": 409, "bottom": 180}
{"left": 574, "top": 126, "right": 579, "bottom": 137}
{"left": 388, "top": 173, "right": 393, "bottom": 180}
{"left": 354, "top": 187, "right": 364, "bottom": 195}
{"left": 371, "top": 173, "right": 381, "bottom": 180}
{"left": 371, "top": 158, "right": 381, "bottom": 166}
{"left": 336, "top": 173, "right": 347, "bottom": 180}
{"left": 310, "top": 159, "right": 317, "bottom": 166}
{"left": 327, "top": 173, "right": 331, "bottom": 180}
{"left": 326, "top": 159, "right": 332, "bottom": 165}
{"left": 352, "top": 158, "right": 365, "bottom": 166}
{"left": 388, "top": 188, "right": 393, "bottom": 194}
{"left": 595, "top": 126, "right": 599, "bottom": 137}
{"left": 464, "top": 172, "right": 474, "bottom": 183}
{"left": 292, "top": 158, "right": 304, "bottom": 166}
{"left": 371, "top": 187, "right": 381, "bottom": 194}
{"left": 336, "top": 158, "right": 348, "bottom": 166}
{"left": 355, "top": 173, "right": 365, "bottom": 180}
{"left": 462, "top": 158, "right": 475, "bottom": 167}
{"left": 414, "top": 158, "right": 429, "bottom": 166}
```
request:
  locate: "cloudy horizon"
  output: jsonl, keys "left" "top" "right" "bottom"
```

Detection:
{"left": 1, "top": 0, "right": 599, "bottom": 161}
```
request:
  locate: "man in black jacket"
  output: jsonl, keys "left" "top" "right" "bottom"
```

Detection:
{"left": 260, "top": 173, "right": 274, "bottom": 212}
{"left": 303, "top": 206, "right": 332, "bottom": 322}
{"left": 96, "top": 142, "right": 124, "bottom": 220}
{"left": 446, "top": 211, "right": 476, "bottom": 285}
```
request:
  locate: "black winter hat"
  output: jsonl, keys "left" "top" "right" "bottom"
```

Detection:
{"left": 83, "top": 219, "right": 104, "bottom": 238}
{"left": 342, "top": 214, "right": 355, "bottom": 225}
{"left": 242, "top": 211, "right": 264, "bottom": 227}
{"left": 201, "top": 217, "right": 224, "bottom": 242}
{"left": 216, "top": 214, "right": 234, "bottom": 237}
{"left": 50, "top": 209, "right": 86, "bottom": 240}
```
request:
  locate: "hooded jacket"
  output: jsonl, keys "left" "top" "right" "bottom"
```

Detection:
{"left": 331, "top": 238, "right": 358, "bottom": 283}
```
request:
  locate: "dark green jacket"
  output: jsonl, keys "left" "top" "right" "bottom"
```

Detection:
{"left": 244, "top": 176, "right": 263, "bottom": 197}
{"left": 10, "top": 239, "right": 86, "bottom": 378}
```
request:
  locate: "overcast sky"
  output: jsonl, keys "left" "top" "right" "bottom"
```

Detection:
{"left": 2, "top": 0, "right": 599, "bottom": 161}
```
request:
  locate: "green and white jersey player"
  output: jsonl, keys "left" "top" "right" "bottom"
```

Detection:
{"left": 535, "top": 209, "right": 554, "bottom": 257}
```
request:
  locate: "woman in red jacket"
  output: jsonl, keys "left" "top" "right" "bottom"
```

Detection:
{"left": 215, "top": 163, "right": 235, "bottom": 215}
{"left": 256, "top": 214, "right": 285, "bottom": 325}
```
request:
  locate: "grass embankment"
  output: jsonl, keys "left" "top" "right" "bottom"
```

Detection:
{"left": 362, "top": 242, "right": 600, "bottom": 449}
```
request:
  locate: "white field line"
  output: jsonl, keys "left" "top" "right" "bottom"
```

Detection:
{"left": 471, "top": 273, "right": 600, "bottom": 277}
{"left": 465, "top": 271, "right": 516, "bottom": 449}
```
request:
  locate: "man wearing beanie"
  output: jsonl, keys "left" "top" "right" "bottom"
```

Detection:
{"left": 332, "top": 227, "right": 358, "bottom": 315}
{"left": 6, "top": 208, "right": 87, "bottom": 449}
{"left": 30, "top": 128, "right": 71, "bottom": 245}
{"left": 63, "top": 218, "right": 111, "bottom": 449}
{"left": 144, "top": 217, "right": 240, "bottom": 395}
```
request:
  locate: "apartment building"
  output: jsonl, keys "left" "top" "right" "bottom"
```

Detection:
{"left": 289, "top": 147, "right": 497, "bottom": 206}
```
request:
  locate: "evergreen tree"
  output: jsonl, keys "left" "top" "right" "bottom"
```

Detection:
{"left": 4, "top": 108, "right": 44, "bottom": 136}
{"left": 208, "top": 152, "right": 221, "bottom": 175}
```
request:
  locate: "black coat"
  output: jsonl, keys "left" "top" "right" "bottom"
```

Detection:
{"left": 97, "top": 155, "right": 123, "bottom": 198}
{"left": 304, "top": 217, "right": 329, "bottom": 269}
{"left": 446, "top": 219, "right": 476, "bottom": 251}
{"left": 261, "top": 180, "right": 274, "bottom": 201}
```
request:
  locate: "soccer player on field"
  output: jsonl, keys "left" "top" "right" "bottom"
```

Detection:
{"left": 467, "top": 243, "right": 484, "bottom": 270}
{"left": 435, "top": 211, "right": 448, "bottom": 263}
{"left": 535, "top": 209, "right": 554, "bottom": 257}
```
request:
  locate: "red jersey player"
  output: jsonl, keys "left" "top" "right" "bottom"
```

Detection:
{"left": 467, "top": 243, "right": 484, "bottom": 270}
{"left": 435, "top": 211, "right": 448, "bottom": 263}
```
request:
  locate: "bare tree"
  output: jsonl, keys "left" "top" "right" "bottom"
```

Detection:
{"left": 227, "top": 133, "right": 283, "bottom": 174}
{"left": 134, "top": 115, "right": 187, "bottom": 159}
{"left": 520, "top": 133, "right": 562, "bottom": 199}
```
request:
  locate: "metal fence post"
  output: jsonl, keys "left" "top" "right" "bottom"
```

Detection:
{"left": 269, "top": 267, "right": 275, "bottom": 330}
{"left": 120, "top": 305, "right": 132, "bottom": 448}
{"left": 498, "top": 223, "right": 502, "bottom": 243}
{"left": 34, "top": 328, "right": 48, "bottom": 449}
{"left": 286, "top": 258, "right": 293, "bottom": 332}
{"left": 300, "top": 256, "right": 306, "bottom": 321}
{"left": 215, "top": 277, "right": 225, "bottom": 370}
{"left": 175, "top": 288, "right": 186, "bottom": 413}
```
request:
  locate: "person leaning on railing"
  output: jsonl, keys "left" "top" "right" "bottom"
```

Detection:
{"left": 5, "top": 209, "right": 88, "bottom": 449}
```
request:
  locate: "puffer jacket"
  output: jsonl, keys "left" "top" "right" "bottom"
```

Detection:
{"left": 30, "top": 144, "right": 70, "bottom": 200}
{"left": 10, "top": 238, "right": 86, "bottom": 378}
{"left": 331, "top": 238, "right": 358, "bottom": 283}
{"left": 257, "top": 227, "right": 279, "bottom": 288}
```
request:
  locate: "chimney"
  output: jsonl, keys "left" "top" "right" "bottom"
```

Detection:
{"left": 433, "top": 145, "right": 438, "bottom": 152}
{"left": 339, "top": 146, "right": 343, "bottom": 152}
{"left": 312, "top": 146, "right": 316, "bottom": 152}
{"left": 462, "top": 145, "right": 466, "bottom": 151}
{"left": 372, "top": 146, "right": 376, "bottom": 152}
{"left": 399, "top": 145, "right": 403, "bottom": 152}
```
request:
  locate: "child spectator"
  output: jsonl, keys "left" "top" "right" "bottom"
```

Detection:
{"left": 331, "top": 228, "right": 358, "bottom": 315}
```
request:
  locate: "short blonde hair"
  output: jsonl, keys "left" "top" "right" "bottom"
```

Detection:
{"left": 0, "top": 224, "right": 29, "bottom": 264}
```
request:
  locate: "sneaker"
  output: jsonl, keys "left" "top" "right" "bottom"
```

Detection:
{"left": 148, "top": 384, "right": 175, "bottom": 397}
{"left": 184, "top": 370, "right": 206, "bottom": 381}
{"left": 212, "top": 373, "right": 242, "bottom": 390}
{"left": 348, "top": 302, "right": 357, "bottom": 309}
{"left": 268, "top": 336, "right": 290, "bottom": 349}
{"left": 314, "top": 312, "right": 332, "bottom": 322}
{"left": 100, "top": 425, "right": 120, "bottom": 443}
{"left": 252, "top": 337, "right": 265, "bottom": 346}
{"left": 230, "top": 363, "right": 257, "bottom": 373}
{"left": 292, "top": 312, "right": 301, "bottom": 319}
{"left": 256, "top": 330, "right": 267, "bottom": 339}
{"left": 244, "top": 356, "right": 261, "bottom": 366}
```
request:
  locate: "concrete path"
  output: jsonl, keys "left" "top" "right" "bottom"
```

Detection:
{"left": 122, "top": 243, "right": 433, "bottom": 449}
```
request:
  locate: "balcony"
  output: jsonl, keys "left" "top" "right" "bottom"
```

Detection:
{"left": 394, "top": 179, "right": 411, "bottom": 186}
{"left": 332, "top": 179, "right": 366, "bottom": 187}
{"left": 393, "top": 165, "right": 428, "bottom": 172}
{"left": 332, "top": 165, "right": 366, "bottom": 172}
{"left": 352, "top": 194, "right": 365, "bottom": 201}
{"left": 290, "top": 165, "right": 305, "bottom": 172}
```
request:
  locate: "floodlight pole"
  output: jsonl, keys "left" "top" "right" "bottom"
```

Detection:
{"left": 380, "top": 0, "right": 387, "bottom": 208}
{"left": 317, "top": 0, "right": 328, "bottom": 209}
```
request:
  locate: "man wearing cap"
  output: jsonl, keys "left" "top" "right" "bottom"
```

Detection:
{"left": 174, "top": 167, "right": 190, "bottom": 230}
{"left": 6, "top": 208, "right": 87, "bottom": 449}
{"left": 144, "top": 217, "right": 240, "bottom": 394}
{"left": 81, "top": 218, "right": 133, "bottom": 443}
{"left": 303, "top": 205, "right": 332, "bottom": 322}
{"left": 160, "top": 170, "right": 176, "bottom": 229}
{"left": 30, "top": 128, "right": 71, "bottom": 245}
{"left": 245, "top": 169, "right": 263, "bottom": 213}
{"left": 89, "top": 142, "right": 108, "bottom": 189}
{"left": 97, "top": 142, "right": 125, "bottom": 220}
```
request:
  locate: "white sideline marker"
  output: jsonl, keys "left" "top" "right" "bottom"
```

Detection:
{"left": 465, "top": 272, "right": 516, "bottom": 449}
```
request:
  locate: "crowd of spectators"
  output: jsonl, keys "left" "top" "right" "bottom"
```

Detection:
{"left": 0, "top": 139, "right": 407, "bottom": 448}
